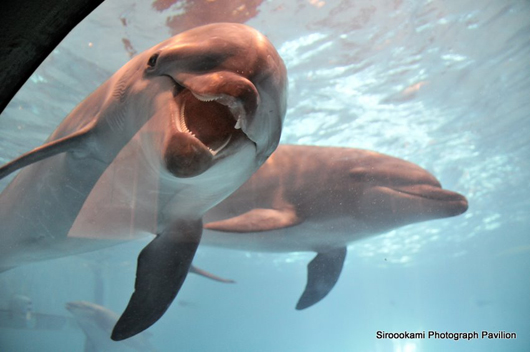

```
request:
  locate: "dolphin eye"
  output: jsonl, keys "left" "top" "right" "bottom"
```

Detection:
{"left": 147, "top": 53, "right": 159, "bottom": 68}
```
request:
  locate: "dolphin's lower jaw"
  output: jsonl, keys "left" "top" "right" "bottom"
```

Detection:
{"left": 163, "top": 132, "right": 214, "bottom": 178}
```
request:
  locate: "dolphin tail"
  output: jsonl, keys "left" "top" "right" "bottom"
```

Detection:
{"left": 189, "top": 265, "right": 235, "bottom": 284}
{"left": 111, "top": 220, "right": 202, "bottom": 341}
{"left": 0, "top": 124, "right": 93, "bottom": 180}
{"left": 296, "top": 247, "right": 347, "bottom": 310}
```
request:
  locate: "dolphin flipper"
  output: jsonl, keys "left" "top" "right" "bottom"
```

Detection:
{"left": 204, "top": 208, "right": 301, "bottom": 232}
{"left": 111, "top": 220, "right": 202, "bottom": 341}
{"left": 0, "top": 125, "right": 93, "bottom": 180}
{"left": 296, "top": 247, "right": 347, "bottom": 310}
{"left": 189, "top": 265, "right": 235, "bottom": 283}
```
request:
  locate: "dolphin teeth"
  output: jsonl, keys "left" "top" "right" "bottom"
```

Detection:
{"left": 234, "top": 118, "right": 241, "bottom": 130}
{"left": 209, "top": 134, "right": 232, "bottom": 156}
{"left": 179, "top": 102, "right": 191, "bottom": 134}
{"left": 192, "top": 92, "right": 218, "bottom": 102}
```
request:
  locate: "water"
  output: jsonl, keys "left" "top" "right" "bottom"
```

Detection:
{"left": 0, "top": 0, "right": 529, "bottom": 351}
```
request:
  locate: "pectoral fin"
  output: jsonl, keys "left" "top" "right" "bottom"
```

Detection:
{"left": 189, "top": 265, "right": 235, "bottom": 284}
{"left": 204, "top": 208, "right": 301, "bottom": 232}
{"left": 296, "top": 247, "right": 347, "bottom": 310}
{"left": 0, "top": 125, "right": 93, "bottom": 180}
{"left": 111, "top": 220, "right": 202, "bottom": 341}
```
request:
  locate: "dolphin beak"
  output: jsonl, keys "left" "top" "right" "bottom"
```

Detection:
{"left": 389, "top": 184, "right": 469, "bottom": 216}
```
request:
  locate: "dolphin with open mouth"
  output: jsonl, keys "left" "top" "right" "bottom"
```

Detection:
{"left": 0, "top": 23, "right": 287, "bottom": 340}
{"left": 203, "top": 145, "right": 468, "bottom": 309}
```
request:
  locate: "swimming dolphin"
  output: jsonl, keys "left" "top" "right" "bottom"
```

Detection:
{"left": 203, "top": 145, "right": 468, "bottom": 309}
{"left": 66, "top": 301, "right": 155, "bottom": 352}
{"left": 0, "top": 23, "right": 287, "bottom": 339}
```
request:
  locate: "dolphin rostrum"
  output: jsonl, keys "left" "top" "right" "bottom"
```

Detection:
{"left": 0, "top": 23, "right": 287, "bottom": 339}
{"left": 203, "top": 145, "right": 468, "bottom": 309}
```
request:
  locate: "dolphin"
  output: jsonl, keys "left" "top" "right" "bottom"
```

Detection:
{"left": 66, "top": 301, "right": 155, "bottom": 352}
{"left": 0, "top": 23, "right": 287, "bottom": 339}
{"left": 203, "top": 145, "right": 468, "bottom": 309}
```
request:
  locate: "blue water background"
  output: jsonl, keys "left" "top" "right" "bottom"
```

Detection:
{"left": 0, "top": 0, "right": 529, "bottom": 351}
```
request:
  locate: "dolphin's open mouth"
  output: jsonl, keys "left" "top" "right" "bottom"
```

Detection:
{"left": 174, "top": 88, "right": 244, "bottom": 156}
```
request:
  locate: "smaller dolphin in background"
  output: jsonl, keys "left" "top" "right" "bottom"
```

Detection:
{"left": 203, "top": 145, "right": 468, "bottom": 309}
{"left": 66, "top": 301, "right": 155, "bottom": 352}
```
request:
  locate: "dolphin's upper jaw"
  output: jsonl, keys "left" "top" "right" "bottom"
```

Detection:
{"left": 170, "top": 80, "right": 252, "bottom": 157}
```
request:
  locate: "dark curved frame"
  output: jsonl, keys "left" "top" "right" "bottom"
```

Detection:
{"left": 0, "top": 0, "right": 105, "bottom": 114}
